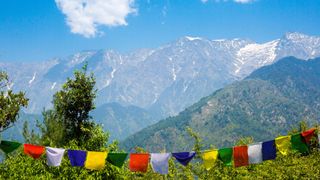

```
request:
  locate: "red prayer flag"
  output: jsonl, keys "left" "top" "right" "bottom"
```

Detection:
{"left": 233, "top": 145, "right": 249, "bottom": 167}
{"left": 129, "top": 153, "right": 150, "bottom": 173}
{"left": 24, "top": 144, "right": 45, "bottom": 159}
{"left": 301, "top": 128, "right": 316, "bottom": 144}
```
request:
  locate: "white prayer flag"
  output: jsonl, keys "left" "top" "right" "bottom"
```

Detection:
{"left": 151, "top": 153, "right": 171, "bottom": 174}
{"left": 248, "top": 143, "right": 263, "bottom": 164}
{"left": 46, "top": 147, "right": 65, "bottom": 167}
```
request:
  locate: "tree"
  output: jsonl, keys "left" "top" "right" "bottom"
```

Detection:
{"left": 0, "top": 71, "right": 28, "bottom": 132}
{"left": 52, "top": 64, "right": 97, "bottom": 146}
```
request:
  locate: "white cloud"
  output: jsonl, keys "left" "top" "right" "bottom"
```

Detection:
{"left": 201, "top": 0, "right": 209, "bottom": 3}
{"left": 55, "top": 0, "right": 136, "bottom": 38}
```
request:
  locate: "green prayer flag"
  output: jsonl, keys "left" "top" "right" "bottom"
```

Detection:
{"left": 218, "top": 147, "right": 233, "bottom": 166}
{"left": 107, "top": 152, "right": 128, "bottom": 168}
{"left": 291, "top": 134, "right": 309, "bottom": 155}
{"left": 0, "top": 140, "right": 21, "bottom": 154}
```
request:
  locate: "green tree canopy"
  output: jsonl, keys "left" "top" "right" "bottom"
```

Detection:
{"left": 0, "top": 71, "right": 28, "bottom": 132}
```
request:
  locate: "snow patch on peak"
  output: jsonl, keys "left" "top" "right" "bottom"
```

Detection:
{"left": 168, "top": 57, "right": 177, "bottom": 81}
{"left": 51, "top": 82, "right": 57, "bottom": 90}
{"left": 239, "top": 40, "right": 279, "bottom": 56}
{"left": 111, "top": 68, "right": 117, "bottom": 79}
{"left": 29, "top": 72, "right": 36, "bottom": 84}
{"left": 185, "top": 36, "right": 202, "bottom": 41}
{"left": 284, "top": 32, "right": 308, "bottom": 41}
{"left": 212, "top": 39, "right": 226, "bottom": 42}
{"left": 67, "top": 51, "right": 95, "bottom": 67}
{"left": 235, "top": 39, "right": 280, "bottom": 75}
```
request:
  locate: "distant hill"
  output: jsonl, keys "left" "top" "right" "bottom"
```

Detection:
{"left": 1, "top": 102, "right": 155, "bottom": 142}
{"left": 91, "top": 102, "right": 155, "bottom": 141}
{"left": 121, "top": 56, "right": 320, "bottom": 152}
{"left": 1, "top": 112, "right": 41, "bottom": 142}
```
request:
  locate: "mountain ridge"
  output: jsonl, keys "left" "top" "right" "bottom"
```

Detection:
{"left": 2, "top": 32, "right": 320, "bottom": 115}
{"left": 1, "top": 32, "right": 320, "bottom": 140}
{"left": 120, "top": 56, "right": 320, "bottom": 151}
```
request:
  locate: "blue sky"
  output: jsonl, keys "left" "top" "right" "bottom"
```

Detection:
{"left": 0, "top": 0, "right": 319, "bottom": 62}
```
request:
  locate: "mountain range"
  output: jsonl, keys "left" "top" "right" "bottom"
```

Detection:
{"left": 121, "top": 56, "right": 320, "bottom": 152}
{"left": 1, "top": 32, "right": 320, "bottom": 140}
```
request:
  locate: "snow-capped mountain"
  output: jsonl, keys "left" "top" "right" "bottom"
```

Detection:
{"left": 1, "top": 32, "right": 320, "bottom": 119}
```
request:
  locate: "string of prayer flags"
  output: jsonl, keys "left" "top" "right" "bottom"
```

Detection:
{"left": 301, "top": 128, "right": 316, "bottom": 144}
{"left": 85, "top": 151, "right": 108, "bottom": 170}
{"left": 24, "top": 144, "right": 45, "bottom": 159}
{"left": 68, "top": 150, "right": 87, "bottom": 167}
{"left": 129, "top": 153, "right": 150, "bottom": 173}
{"left": 201, "top": 149, "right": 218, "bottom": 170}
{"left": 233, "top": 146, "right": 249, "bottom": 167}
{"left": 218, "top": 147, "right": 233, "bottom": 166}
{"left": 107, "top": 152, "right": 128, "bottom": 168}
{"left": 172, "top": 152, "right": 196, "bottom": 166}
{"left": 248, "top": 143, "right": 263, "bottom": 164}
{"left": 0, "top": 140, "right": 21, "bottom": 154}
{"left": 275, "top": 136, "right": 291, "bottom": 156}
{"left": 262, "top": 140, "right": 276, "bottom": 160}
{"left": 150, "top": 153, "right": 171, "bottom": 174}
{"left": 0, "top": 127, "right": 318, "bottom": 172}
{"left": 46, "top": 147, "right": 65, "bottom": 167}
{"left": 291, "top": 134, "right": 309, "bottom": 155}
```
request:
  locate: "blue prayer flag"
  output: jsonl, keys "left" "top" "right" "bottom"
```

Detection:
{"left": 67, "top": 150, "right": 87, "bottom": 167}
{"left": 262, "top": 140, "right": 276, "bottom": 161}
{"left": 172, "top": 152, "right": 195, "bottom": 166}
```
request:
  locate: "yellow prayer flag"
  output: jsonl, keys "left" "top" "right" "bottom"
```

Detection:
{"left": 85, "top": 151, "right": 108, "bottom": 170}
{"left": 275, "top": 136, "right": 291, "bottom": 156}
{"left": 202, "top": 149, "right": 218, "bottom": 170}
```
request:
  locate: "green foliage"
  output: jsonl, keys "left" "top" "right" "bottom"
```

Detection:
{"left": 22, "top": 121, "right": 39, "bottom": 144}
{"left": 53, "top": 64, "right": 97, "bottom": 147}
{"left": 0, "top": 71, "right": 28, "bottom": 132}
{"left": 37, "top": 110, "right": 64, "bottom": 147}
{"left": 1, "top": 122, "right": 320, "bottom": 179}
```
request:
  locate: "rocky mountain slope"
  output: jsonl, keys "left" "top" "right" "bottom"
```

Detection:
{"left": 120, "top": 56, "right": 320, "bottom": 151}
{"left": 1, "top": 32, "right": 320, "bottom": 140}
{"left": 1, "top": 32, "right": 320, "bottom": 117}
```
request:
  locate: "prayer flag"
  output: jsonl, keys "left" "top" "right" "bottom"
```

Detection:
{"left": 150, "top": 153, "right": 171, "bottom": 174}
{"left": 275, "top": 136, "right": 291, "bottom": 155}
{"left": 24, "top": 144, "right": 45, "bottom": 159}
{"left": 107, "top": 152, "right": 128, "bottom": 168}
{"left": 291, "top": 134, "right": 309, "bottom": 155}
{"left": 46, "top": 147, "right": 65, "bottom": 167}
{"left": 0, "top": 140, "right": 21, "bottom": 154}
{"left": 233, "top": 146, "right": 249, "bottom": 167}
{"left": 301, "top": 128, "right": 316, "bottom": 144}
{"left": 262, "top": 140, "right": 276, "bottom": 160}
{"left": 85, "top": 151, "right": 108, "bottom": 170}
{"left": 129, "top": 153, "right": 150, "bottom": 173}
{"left": 172, "top": 152, "right": 196, "bottom": 166}
{"left": 248, "top": 143, "right": 262, "bottom": 164}
{"left": 68, "top": 150, "right": 87, "bottom": 167}
{"left": 218, "top": 148, "right": 233, "bottom": 166}
{"left": 201, "top": 149, "right": 218, "bottom": 170}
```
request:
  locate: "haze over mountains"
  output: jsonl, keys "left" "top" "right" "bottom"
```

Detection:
{"left": 1, "top": 32, "right": 320, "bottom": 140}
{"left": 121, "top": 57, "right": 320, "bottom": 151}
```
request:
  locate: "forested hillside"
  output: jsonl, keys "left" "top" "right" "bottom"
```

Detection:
{"left": 121, "top": 56, "right": 320, "bottom": 152}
